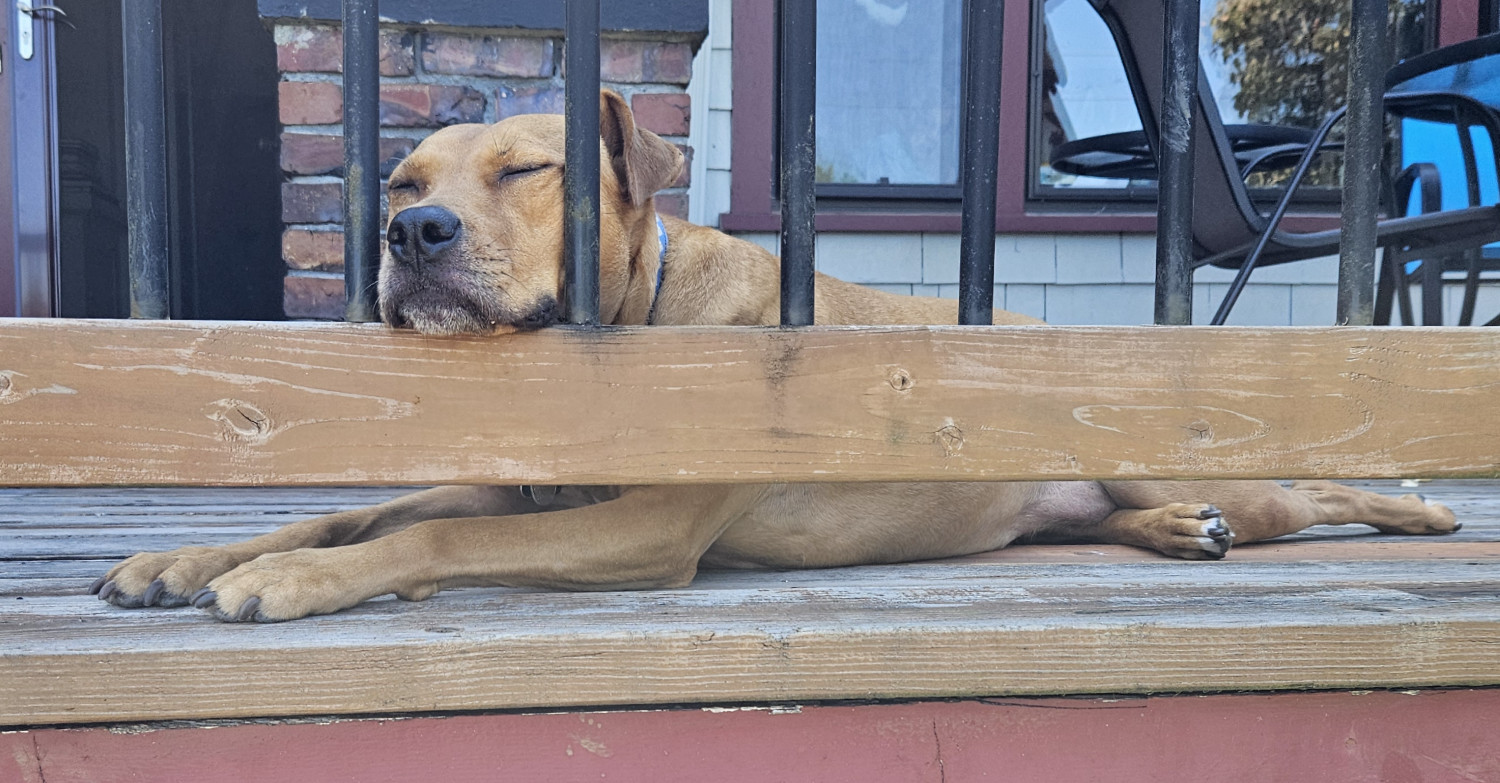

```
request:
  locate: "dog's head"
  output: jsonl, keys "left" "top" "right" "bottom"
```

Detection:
{"left": 379, "top": 90, "right": 684, "bottom": 335}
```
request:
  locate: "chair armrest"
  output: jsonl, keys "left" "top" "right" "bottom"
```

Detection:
{"left": 1394, "top": 161, "right": 1443, "bottom": 215}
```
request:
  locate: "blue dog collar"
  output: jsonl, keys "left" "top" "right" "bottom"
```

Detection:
{"left": 646, "top": 214, "right": 668, "bottom": 325}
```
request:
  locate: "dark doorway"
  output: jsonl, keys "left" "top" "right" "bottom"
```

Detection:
{"left": 53, "top": 0, "right": 283, "bottom": 319}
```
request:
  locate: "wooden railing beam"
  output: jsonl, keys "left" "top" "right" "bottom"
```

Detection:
{"left": 2, "top": 321, "right": 1497, "bottom": 486}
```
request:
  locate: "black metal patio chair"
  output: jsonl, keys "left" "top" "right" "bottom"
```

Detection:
{"left": 1075, "top": 1, "right": 1500, "bottom": 325}
{"left": 1381, "top": 33, "right": 1500, "bottom": 325}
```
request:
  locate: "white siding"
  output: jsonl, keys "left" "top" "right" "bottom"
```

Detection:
{"left": 687, "top": 0, "right": 734, "bottom": 226}
{"left": 730, "top": 231, "right": 1356, "bottom": 325}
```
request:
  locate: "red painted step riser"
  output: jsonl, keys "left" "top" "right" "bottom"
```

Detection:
{"left": 5, "top": 689, "right": 1497, "bottom": 783}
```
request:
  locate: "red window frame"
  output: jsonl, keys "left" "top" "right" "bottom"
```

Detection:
{"left": 719, "top": 0, "right": 1153, "bottom": 234}
{"left": 719, "top": 0, "right": 1482, "bottom": 234}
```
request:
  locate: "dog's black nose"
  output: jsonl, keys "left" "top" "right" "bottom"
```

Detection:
{"left": 387, "top": 205, "right": 462, "bottom": 267}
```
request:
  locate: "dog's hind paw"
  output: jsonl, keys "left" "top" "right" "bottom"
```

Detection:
{"left": 1369, "top": 494, "right": 1461, "bottom": 536}
{"left": 1129, "top": 503, "right": 1235, "bottom": 561}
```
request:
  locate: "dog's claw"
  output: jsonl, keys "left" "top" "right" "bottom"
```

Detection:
{"left": 235, "top": 596, "right": 261, "bottom": 623}
{"left": 191, "top": 588, "right": 217, "bottom": 609}
{"left": 142, "top": 579, "right": 165, "bottom": 607}
{"left": 1196, "top": 505, "right": 1223, "bottom": 520}
{"left": 98, "top": 579, "right": 118, "bottom": 601}
{"left": 88, "top": 576, "right": 108, "bottom": 596}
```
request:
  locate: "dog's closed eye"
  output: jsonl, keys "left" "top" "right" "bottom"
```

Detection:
{"left": 498, "top": 164, "right": 553, "bottom": 183}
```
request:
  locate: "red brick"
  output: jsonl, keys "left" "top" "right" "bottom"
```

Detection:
{"left": 275, "top": 26, "right": 340, "bottom": 72}
{"left": 280, "top": 133, "right": 340, "bottom": 175}
{"left": 647, "top": 43, "right": 694, "bottom": 85}
{"left": 282, "top": 181, "right": 343, "bottom": 224}
{"left": 275, "top": 25, "right": 415, "bottom": 75}
{"left": 495, "top": 84, "right": 565, "bottom": 119}
{"left": 422, "top": 33, "right": 554, "bottom": 77}
{"left": 380, "top": 31, "right": 417, "bottom": 76}
{"left": 280, "top": 133, "right": 415, "bottom": 176}
{"left": 653, "top": 192, "right": 689, "bottom": 220}
{"left": 630, "top": 92, "right": 690, "bottom": 136}
{"left": 282, "top": 229, "right": 344, "bottom": 272}
{"left": 279, "top": 81, "right": 343, "bottom": 125}
{"left": 284, "top": 275, "right": 347, "bottom": 319}
{"left": 380, "top": 85, "right": 486, "bottom": 128}
{"left": 598, "top": 40, "right": 694, "bottom": 85}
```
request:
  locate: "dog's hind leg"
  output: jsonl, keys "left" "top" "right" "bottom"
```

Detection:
{"left": 92, "top": 485, "right": 610, "bottom": 609}
{"left": 1085, "top": 479, "right": 1459, "bottom": 560}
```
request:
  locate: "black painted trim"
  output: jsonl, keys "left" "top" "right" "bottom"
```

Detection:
{"left": 257, "top": 0, "right": 708, "bottom": 36}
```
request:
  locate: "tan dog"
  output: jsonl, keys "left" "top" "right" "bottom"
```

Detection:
{"left": 91, "top": 92, "right": 1459, "bottom": 622}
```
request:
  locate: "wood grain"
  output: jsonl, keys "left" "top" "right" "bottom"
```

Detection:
{"left": 2, "top": 320, "right": 1499, "bottom": 486}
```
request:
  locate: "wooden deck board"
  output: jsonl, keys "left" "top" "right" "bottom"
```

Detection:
{"left": 2, "top": 480, "right": 1499, "bottom": 726}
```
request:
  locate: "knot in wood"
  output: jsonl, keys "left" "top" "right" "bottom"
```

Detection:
{"left": 207, "top": 399, "right": 272, "bottom": 442}
{"left": 934, "top": 424, "right": 964, "bottom": 456}
{"left": 888, "top": 369, "right": 914, "bottom": 392}
{"left": 0, "top": 374, "right": 10, "bottom": 394}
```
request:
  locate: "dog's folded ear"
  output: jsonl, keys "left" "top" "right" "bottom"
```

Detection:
{"left": 600, "top": 90, "right": 685, "bottom": 207}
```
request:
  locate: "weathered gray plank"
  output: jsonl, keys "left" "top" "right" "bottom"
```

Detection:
{"left": 3, "top": 559, "right": 1498, "bottom": 725}
{"left": 4, "top": 481, "right": 1500, "bottom": 725}
{"left": 3, "top": 321, "right": 1500, "bottom": 486}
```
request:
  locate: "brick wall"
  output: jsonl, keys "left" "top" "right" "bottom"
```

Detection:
{"left": 275, "top": 23, "right": 697, "bottom": 319}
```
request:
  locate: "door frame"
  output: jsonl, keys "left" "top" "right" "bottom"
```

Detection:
{"left": 2, "top": 3, "right": 59, "bottom": 317}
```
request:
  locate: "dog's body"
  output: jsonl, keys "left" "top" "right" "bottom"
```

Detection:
{"left": 93, "top": 94, "right": 1458, "bottom": 621}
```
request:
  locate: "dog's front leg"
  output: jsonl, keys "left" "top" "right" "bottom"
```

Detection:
{"left": 195, "top": 485, "right": 762, "bottom": 622}
{"left": 93, "top": 485, "right": 604, "bottom": 609}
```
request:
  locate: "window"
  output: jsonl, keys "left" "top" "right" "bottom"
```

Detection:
{"left": 813, "top": 0, "right": 964, "bottom": 194}
{"left": 725, "top": 0, "right": 1441, "bottom": 233}
{"left": 1031, "top": 0, "right": 1143, "bottom": 195}
{"left": 1031, "top": 0, "right": 1430, "bottom": 203}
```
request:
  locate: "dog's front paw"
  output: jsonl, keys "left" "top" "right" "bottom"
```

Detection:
{"left": 91, "top": 546, "right": 246, "bottom": 609}
{"left": 191, "top": 547, "right": 408, "bottom": 622}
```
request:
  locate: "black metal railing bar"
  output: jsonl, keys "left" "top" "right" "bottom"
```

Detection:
{"left": 1153, "top": 0, "right": 1199, "bottom": 325}
{"left": 1337, "top": 0, "right": 1387, "bottom": 326}
{"left": 564, "top": 0, "right": 603, "bottom": 325}
{"left": 342, "top": 0, "right": 381, "bottom": 322}
{"left": 777, "top": 0, "right": 817, "bottom": 326}
{"left": 957, "top": 0, "right": 1004, "bottom": 326}
{"left": 121, "top": 0, "right": 170, "bottom": 319}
